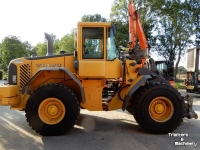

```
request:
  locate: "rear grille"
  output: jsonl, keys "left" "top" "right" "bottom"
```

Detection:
{"left": 20, "top": 64, "right": 31, "bottom": 89}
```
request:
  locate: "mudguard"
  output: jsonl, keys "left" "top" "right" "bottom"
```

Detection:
{"left": 122, "top": 67, "right": 170, "bottom": 110}
{"left": 122, "top": 75, "right": 151, "bottom": 110}
{"left": 138, "top": 68, "right": 170, "bottom": 84}
{"left": 21, "top": 67, "right": 86, "bottom": 103}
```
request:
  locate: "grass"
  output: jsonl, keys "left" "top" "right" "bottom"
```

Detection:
{"left": 174, "top": 80, "right": 186, "bottom": 89}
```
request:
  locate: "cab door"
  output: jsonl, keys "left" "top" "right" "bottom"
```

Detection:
{"left": 78, "top": 26, "right": 106, "bottom": 78}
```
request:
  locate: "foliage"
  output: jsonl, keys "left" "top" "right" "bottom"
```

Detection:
{"left": 189, "top": 0, "right": 200, "bottom": 48}
{"left": 0, "top": 70, "right": 3, "bottom": 80}
{"left": 135, "top": 0, "right": 157, "bottom": 52}
{"left": 157, "top": 1, "right": 193, "bottom": 59}
{"left": 110, "top": 0, "right": 157, "bottom": 49}
{"left": 34, "top": 34, "right": 60, "bottom": 56}
{"left": 81, "top": 13, "right": 107, "bottom": 22}
{"left": 174, "top": 81, "right": 185, "bottom": 89}
{"left": 58, "top": 33, "right": 75, "bottom": 53}
{"left": 0, "top": 36, "right": 29, "bottom": 71}
{"left": 34, "top": 43, "right": 47, "bottom": 56}
{"left": 147, "top": 0, "right": 198, "bottom": 81}
{"left": 110, "top": 0, "right": 129, "bottom": 47}
{"left": 23, "top": 41, "right": 37, "bottom": 57}
{"left": 178, "top": 66, "right": 187, "bottom": 74}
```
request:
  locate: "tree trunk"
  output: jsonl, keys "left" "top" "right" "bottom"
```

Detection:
{"left": 174, "top": 46, "right": 182, "bottom": 81}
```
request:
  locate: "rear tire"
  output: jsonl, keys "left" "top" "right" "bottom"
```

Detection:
{"left": 25, "top": 83, "right": 80, "bottom": 136}
{"left": 133, "top": 83, "right": 184, "bottom": 134}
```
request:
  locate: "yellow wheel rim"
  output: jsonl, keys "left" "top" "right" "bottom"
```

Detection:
{"left": 38, "top": 98, "right": 65, "bottom": 125}
{"left": 149, "top": 97, "right": 174, "bottom": 122}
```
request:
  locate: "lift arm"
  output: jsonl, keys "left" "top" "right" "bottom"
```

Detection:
{"left": 128, "top": 0, "right": 148, "bottom": 50}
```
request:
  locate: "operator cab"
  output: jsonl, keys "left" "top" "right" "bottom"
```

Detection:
{"left": 74, "top": 22, "right": 121, "bottom": 79}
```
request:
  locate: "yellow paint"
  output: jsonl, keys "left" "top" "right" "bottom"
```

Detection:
{"left": 187, "top": 86, "right": 194, "bottom": 90}
{"left": 38, "top": 98, "right": 66, "bottom": 125}
{"left": 108, "top": 93, "right": 123, "bottom": 110}
{"left": 64, "top": 55, "right": 77, "bottom": 73}
{"left": 148, "top": 97, "right": 174, "bottom": 122}
{"left": 28, "top": 71, "right": 64, "bottom": 91}
{"left": 125, "top": 75, "right": 144, "bottom": 95}
{"left": 0, "top": 85, "right": 20, "bottom": 106}
{"left": 105, "top": 59, "right": 122, "bottom": 78}
{"left": 11, "top": 94, "right": 30, "bottom": 110}
{"left": 77, "top": 23, "right": 111, "bottom": 61}
{"left": 125, "top": 60, "right": 141, "bottom": 84}
{"left": 80, "top": 80, "right": 104, "bottom": 110}
{"left": 79, "top": 61, "right": 105, "bottom": 78}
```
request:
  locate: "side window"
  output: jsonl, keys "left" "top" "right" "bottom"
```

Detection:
{"left": 82, "top": 27, "right": 104, "bottom": 59}
{"left": 107, "top": 27, "right": 117, "bottom": 60}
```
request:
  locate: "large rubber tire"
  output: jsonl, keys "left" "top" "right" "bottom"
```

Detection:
{"left": 126, "top": 105, "right": 134, "bottom": 115}
{"left": 25, "top": 84, "right": 80, "bottom": 136}
{"left": 133, "top": 83, "right": 184, "bottom": 134}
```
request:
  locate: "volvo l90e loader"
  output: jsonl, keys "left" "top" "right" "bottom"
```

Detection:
{"left": 0, "top": 1, "right": 198, "bottom": 136}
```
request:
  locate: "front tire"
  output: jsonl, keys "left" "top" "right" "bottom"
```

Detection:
{"left": 25, "top": 84, "right": 80, "bottom": 136}
{"left": 133, "top": 83, "right": 184, "bottom": 134}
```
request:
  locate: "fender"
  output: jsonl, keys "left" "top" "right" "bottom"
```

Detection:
{"left": 138, "top": 68, "right": 170, "bottom": 84}
{"left": 122, "top": 68, "right": 170, "bottom": 111}
{"left": 21, "top": 67, "right": 86, "bottom": 103}
{"left": 122, "top": 75, "right": 151, "bottom": 110}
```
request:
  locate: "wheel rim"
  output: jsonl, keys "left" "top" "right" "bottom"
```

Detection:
{"left": 38, "top": 98, "right": 66, "bottom": 125}
{"left": 149, "top": 97, "right": 174, "bottom": 122}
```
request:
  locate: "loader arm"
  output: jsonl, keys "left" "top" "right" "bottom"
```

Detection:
{"left": 128, "top": 0, "right": 148, "bottom": 65}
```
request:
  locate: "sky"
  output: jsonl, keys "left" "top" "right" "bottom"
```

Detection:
{"left": 0, "top": 0, "right": 114, "bottom": 46}
{"left": 0, "top": 0, "right": 187, "bottom": 67}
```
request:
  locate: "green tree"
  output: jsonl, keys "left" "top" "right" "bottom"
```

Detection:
{"left": 149, "top": 0, "right": 195, "bottom": 80}
{"left": 0, "top": 35, "right": 29, "bottom": 71}
{"left": 110, "top": 0, "right": 129, "bottom": 47}
{"left": 110, "top": 0, "right": 157, "bottom": 48}
{"left": 189, "top": 0, "right": 200, "bottom": 48}
{"left": 23, "top": 41, "right": 37, "bottom": 57}
{"left": 58, "top": 33, "right": 75, "bottom": 53}
{"left": 34, "top": 43, "right": 47, "bottom": 56}
{"left": 81, "top": 13, "right": 107, "bottom": 22}
{"left": 136, "top": 0, "right": 157, "bottom": 51}
{"left": 34, "top": 33, "right": 60, "bottom": 56}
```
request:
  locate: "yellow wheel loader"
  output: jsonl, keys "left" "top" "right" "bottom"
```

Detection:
{"left": 0, "top": 1, "right": 198, "bottom": 136}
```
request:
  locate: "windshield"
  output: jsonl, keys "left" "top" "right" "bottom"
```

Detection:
{"left": 107, "top": 27, "right": 117, "bottom": 60}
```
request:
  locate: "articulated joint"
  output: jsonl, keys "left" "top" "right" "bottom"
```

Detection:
{"left": 183, "top": 94, "right": 198, "bottom": 119}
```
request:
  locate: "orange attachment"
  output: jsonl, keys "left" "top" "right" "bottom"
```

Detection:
{"left": 128, "top": 1, "right": 148, "bottom": 50}
{"left": 128, "top": 1, "right": 148, "bottom": 67}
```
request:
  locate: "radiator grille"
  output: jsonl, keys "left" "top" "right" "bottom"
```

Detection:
{"left": 20, "top": 64, "right": 31, "bottom": 89}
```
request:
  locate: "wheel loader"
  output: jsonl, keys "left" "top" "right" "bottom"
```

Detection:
{"left": 0, "top": 1, "right": 198, "bottom": 136}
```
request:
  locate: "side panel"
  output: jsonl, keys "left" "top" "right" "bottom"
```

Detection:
{"left": 64, "top": 55, "right": 77, "bottom": 73}
{"left": 80, "top": 80, "right": 104, "bottom": 110}
{"left": 105, "top": 59, "right": 122, "bottom": 78}
{"left": 79, "top": 61, "right": 105, "bottom": 78}
{"left": 31, "top": 57, "right": 65, "bottom": 75}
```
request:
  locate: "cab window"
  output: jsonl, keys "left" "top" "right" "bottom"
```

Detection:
{"left": 82, "top": 27, "right": 104, "bottom": 59}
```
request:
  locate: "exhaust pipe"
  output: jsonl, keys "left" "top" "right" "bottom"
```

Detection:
{"left": 45, "top": 33, "right": 54, "bottom": 56}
